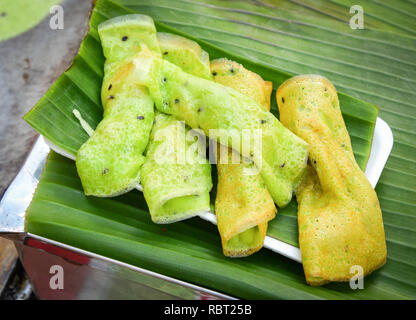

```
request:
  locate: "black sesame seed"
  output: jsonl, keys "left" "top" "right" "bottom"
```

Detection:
{"left": 197, "top": 107, "right": 202, "bottom": 112}
{"left": 212, "top": 71, "right": 217, "bottom": 76}
{"left": 102, "top": 168, "right": 109, "bottom": 175}
{"left": 108, "top": 84, "right": 112, "bottom": 90}
{"left": 163, "top": 77, "right": 167, "bottom": 82}
{"left": 260, "top": 119, "right": 267, "bottom": 124}
{"left": 282, "top": 97, "right": 285, "bottom": 103}
{"left": 230, "top": 68, "right": 234, "bottom": 73}
{"left": 174, "top": 99, "right": 180, "bottom": 104}
{"left": 280, "top": 163, "right": 285, "bottom": 168}
{"left": 313, "top": 159, "right": 317, "bottom": 164}
{"left": 122, "top": 36, "right": 128, "bottom": 41}
{"left": 108, "top": 95, "right": 114, "bottom": 100}
{"left": 137, "top": 115, "right": 144, "bottom": 120}
{"left": 163, "top": 51, "right": 168, "bottom": 55}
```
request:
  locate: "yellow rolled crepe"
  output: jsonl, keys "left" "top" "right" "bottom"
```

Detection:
{"left": 211, "top": 58, "right": 276, "bottom": 257}
{"left": 211, "top": 58, "right": 273, "bottom": 110}
{"left": 276, "top": 75, "right": 387, "bottom": 285}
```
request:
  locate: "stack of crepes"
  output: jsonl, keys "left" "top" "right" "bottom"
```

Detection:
{"left": 74, "top": 13, "right": 387, "bottom": 286}
{"left": 76, "top": 16, "right": 214, "bottom": 223}
{"left": 75, "top": 14, "right": 307, "bottom": 258}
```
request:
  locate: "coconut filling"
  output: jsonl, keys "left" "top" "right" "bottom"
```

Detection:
{"left": 73, "top": 109, "right": 94, "bottom": 137}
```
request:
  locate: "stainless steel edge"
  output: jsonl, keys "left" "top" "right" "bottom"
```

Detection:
{"left": 0, "top": 136, "right": 49, "bottom": 233}
{"left": 22, "top": 233, "right": 235, "bottom": 300}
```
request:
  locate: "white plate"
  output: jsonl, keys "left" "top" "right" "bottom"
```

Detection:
{"left": 45, "top": 117, "right": 394, "bottom": 263}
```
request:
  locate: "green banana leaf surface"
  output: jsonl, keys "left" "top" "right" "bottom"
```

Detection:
{"left": 23, "top": 0, "right": 416, "bottom": 299}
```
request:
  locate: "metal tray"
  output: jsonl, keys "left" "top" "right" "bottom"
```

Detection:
{"left": 0, "top": 117, "right": 393, "bottom": 299}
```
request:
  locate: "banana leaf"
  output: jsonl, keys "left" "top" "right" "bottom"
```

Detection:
{"left": 23, "top": 0, "right": 416, "bottom": 298}
{"left": 26, "top": 151, "right": 408, "bottom": 299}
{"left": 119, "top": 0, "right": 416, "bottom": 293}
{"left": 258, "top": 0, "right": 416, "bottom": 35}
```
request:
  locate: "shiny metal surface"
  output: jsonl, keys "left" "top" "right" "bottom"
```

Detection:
{"left": 16, "top": 234, "right": 233, "bottom": 300}
{"left": 0, "top": 137, "right": 49, "bottom": 233}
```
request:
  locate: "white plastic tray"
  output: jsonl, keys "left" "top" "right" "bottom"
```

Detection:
{"left": 44, "top": 117, "right": 394, "bottom": 263}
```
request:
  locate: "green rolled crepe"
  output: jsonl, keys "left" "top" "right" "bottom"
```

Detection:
{"left": 157, "top": 32, "right": 212, "bottom": 80}
{"left": 140, "top": 33, "right": 213, "bottom": 223}
{"left": 76, "top": 15, "right": 159, "bottom": 196}
{"left": 212, "top": 58, "right": 276, "bottom": 257}
{"left": 131, "top": 51, "right": 309, "bottom": 207}
{"left": 141, "top": 112, "right": 212, "bottom": 223}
